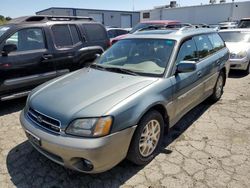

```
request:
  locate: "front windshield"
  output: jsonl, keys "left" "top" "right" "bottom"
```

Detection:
{"left": 94, "top": 39, "right": 175, "bottom": 77}
{"left": 219, "top": 32, "right": 250, "bottom": 43}
{"left": 0, "top": 26, "right": 10, "bottom": 38}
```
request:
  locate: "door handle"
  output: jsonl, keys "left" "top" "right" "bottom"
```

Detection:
{"left": 42, "top": 54, "right": 53, "bottom": 60}
{"left": 197, "top": 71, "right": 202, "bottom": 78}
{"left": 216, "top": 59, "right": 221, "bottom": 65}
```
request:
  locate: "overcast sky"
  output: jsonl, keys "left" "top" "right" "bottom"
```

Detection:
{"left": 0, "top": 0, "right": 246, "bottom": 18}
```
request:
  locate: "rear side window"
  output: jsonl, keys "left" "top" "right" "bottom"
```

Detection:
{"left": 52, "top": 24, "right": 81, "bottom": 48}
{"left": 70, "top": 25, "right": 81, "bottom": 44}
{"left": 116, "top": 29, "right": 128, "bottom": 36}
{"left": 176, "top": 39, "right": 198, "bottom": 64}
{"left": 84, "top": 24, "right": 107, "bottom": 41}
{"left": 193, "top": 35, "right": 213, "bottom": 59}
{"left": 208, "top": 33, "right": 225, "bottom": 52}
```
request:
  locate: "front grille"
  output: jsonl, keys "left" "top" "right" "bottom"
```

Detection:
{"left": 27, "top": 108, "right": 61, "bottom": 134}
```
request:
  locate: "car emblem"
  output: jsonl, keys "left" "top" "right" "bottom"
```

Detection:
{"left": 36, "top": 115, "right": 43, "bottom": 123}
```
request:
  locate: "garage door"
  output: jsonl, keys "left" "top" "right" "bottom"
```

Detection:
{"left": 121, "top": 15, "right": 132, "bottom": 28}
{"left": 89, "top": 13, "right": 104, "bottom": 24}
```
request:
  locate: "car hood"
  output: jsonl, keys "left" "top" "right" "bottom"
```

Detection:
{"left": 225, "top": 42, "right": 250, "bottom": 54}
{"left": 29, "top": 68, "right": 157, "bottom": 126}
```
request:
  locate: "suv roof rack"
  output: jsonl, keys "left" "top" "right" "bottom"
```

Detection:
{"left": 9, "top": 15, "right": 93, "bottom": 24}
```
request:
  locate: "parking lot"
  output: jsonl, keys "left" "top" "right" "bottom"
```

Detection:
{"left": 0, "top": 71, "right": 249, "bottom": 188}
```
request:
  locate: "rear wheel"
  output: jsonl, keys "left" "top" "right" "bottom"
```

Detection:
{"left": 127, "top": 110, "right": 164, "bottom": 165}
{"left": 209, "top": 72, "right": 225, "bottom": 103}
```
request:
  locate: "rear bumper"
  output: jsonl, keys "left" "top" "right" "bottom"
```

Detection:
{"left": 229, "top": 57, "right": 249, "bottom": 70}
{"left": 20, "top": 110, "right": 136, "bottom": 173}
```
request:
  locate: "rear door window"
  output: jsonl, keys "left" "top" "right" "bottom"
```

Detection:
{"left": 208, "top": 33, "right": 225, "bottom": 52}
{"left": 193, "top": 35, "right": 213, "bottom": 59}
{"left": 84, "top": 24, "right": 107, "bottom": 41}
{"left": 176, "top": 38, "right": 198, "bottom": 64}
{"left": 52, "top": 24, "right": 81, "bottom": 48}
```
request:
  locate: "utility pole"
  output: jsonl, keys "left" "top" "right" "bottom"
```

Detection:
{"left": 133, "top": 0, "right": 135, "bottom": 11}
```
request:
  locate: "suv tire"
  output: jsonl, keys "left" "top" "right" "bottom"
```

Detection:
{"left": 209, "top": 72, "right": 225, "bottom": 103}
{"left": 127, "top": 110, "right": 164, "bottom": 165}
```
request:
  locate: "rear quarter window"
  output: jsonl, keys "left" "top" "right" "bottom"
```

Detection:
{"left": 83, "top": 24, "right": 107, "bottom": 41}
{"left": 208, "top": 33, "right": 225, "bottom": 52}
{"left": 193, "top": 35, "right": 213, "bottom": 59}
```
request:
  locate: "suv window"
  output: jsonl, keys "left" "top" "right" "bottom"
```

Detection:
{"left": 176, "top": 39, "right": 198, "bottom": 64}
{"left": 52, "top": 24, "right": 81, "bottom": 48}
{"left": 84, "top": 24, "right": 107, "bottom": 41}
{"left": 208, "top": 33, "right": 225, "bottom": 52}
{"left": 5, "top": 28, "right": 45, "bottom": 52}
{"left": 238, "top": 20, "right": 250, "bottom": 28}
{"left": 194, "top": 35, "right": 213, "bottom": 59}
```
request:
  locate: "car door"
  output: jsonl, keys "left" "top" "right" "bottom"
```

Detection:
{"left": 170, "top": 38, "right": 204, "bottom": 120}
{"left": 0, "top": 27, "right": 56, "bottom": 96}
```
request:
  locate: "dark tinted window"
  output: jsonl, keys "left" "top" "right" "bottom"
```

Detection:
{"left": 194, "top": 35, "right": 213, "bottom": 59}
{"left": 107, "top": 30, "right": 116, "bottom": 39}
{"left": 70, "top": 25, "right": 81, "bottom": 44}
{"left": 5, "top": 28, "right": 45, "bottom": 51}
{"left": 52, "top": 25, "right": 72, "bottom": 48}
{"left": 117, "top": 29, "right": 128, "bottom": 36}
{"left": 208, "top": 33, "right": 225, "bottom": 52}
{"left": 84, "top": 24, "right": 107, "bottom": 41}
{"left": 238, "top": 20, "right": 250, "bottom": 28}
{"left": 143, "top": 12, "right": 150, "bottom": 19}
{"left": 176, "top": 39, "right": 198, "bottom": 64}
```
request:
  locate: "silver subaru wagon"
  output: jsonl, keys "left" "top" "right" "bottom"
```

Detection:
{"left": 20, "top": 28, "right": 230, "bottom": 173}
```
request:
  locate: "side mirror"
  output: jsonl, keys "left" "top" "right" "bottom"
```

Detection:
{"left": 176, "top": 61, "right": 197, "bottom": 74}
{"left": 2, "top": 44, "right": 17, "bottom": 56}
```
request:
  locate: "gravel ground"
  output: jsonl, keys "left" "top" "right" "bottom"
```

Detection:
{"left": 0, "top": 71, "right": 250, "bottom": 188}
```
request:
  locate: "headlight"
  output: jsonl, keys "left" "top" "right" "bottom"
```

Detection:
{"left": 230, "top": 51, "right": 247, "bottom": 59}
{"left": 66, "top": 116, "right": 112, "bottom": 137}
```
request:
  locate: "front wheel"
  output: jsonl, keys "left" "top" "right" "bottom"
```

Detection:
{"left": 127, "top": 110, "right": 164, "bottom": 165}
{"left": 243, "top": 62, "right": 250, "bottom": 75}
{"left": 209, "top": 72, "right": 225, "bottom": 103}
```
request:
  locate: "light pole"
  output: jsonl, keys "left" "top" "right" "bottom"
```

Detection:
{"left": 133, "top": 0, "right": 135, "bottom": 11}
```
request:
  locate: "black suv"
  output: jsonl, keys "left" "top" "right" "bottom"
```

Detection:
{"left": 0, "top": 15, "right": 109, "bottom": 101}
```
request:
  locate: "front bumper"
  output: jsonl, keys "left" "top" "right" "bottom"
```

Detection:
{"left": 20, "top": 110, "right": 136, "bottom": 173}
{"left": 229, "top": 57, "right": 249, "bottom": 70}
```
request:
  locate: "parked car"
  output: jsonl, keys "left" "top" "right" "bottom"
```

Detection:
{"left": 0, "top": 15, "right": 109, "bottom": 101}
{"left": 219, "top": 21, "right": 238, "bottom": 30}
{"left": 20, "top": 28, "right": 229, "bottom": 173}
{"left": 219, "top": 29, "right": 250, "bottom": 74}
{"left": 111, "top": 20, "right": 182, "bottom": 44}
{"left": 106, "top": 27, "right": 129, "bottom": 44}
{"left": 238, "top": 18, "right": 250, "bottom": 28}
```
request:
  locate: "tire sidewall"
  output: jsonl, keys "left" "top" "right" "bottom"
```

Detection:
{"left": 128, "top": 110, "right": 164, "bottom": 165}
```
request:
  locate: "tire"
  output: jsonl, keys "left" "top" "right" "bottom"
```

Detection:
{"left": 127, "top": 110, "right": 164, "bottom": 165}
{"left": 209, "top": 72, "right": 225, "bottom": 103}
{"left": 243, "top": 62, "right": 250, "bottom": 75}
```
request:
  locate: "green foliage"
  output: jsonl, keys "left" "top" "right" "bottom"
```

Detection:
{"left": 0, "top": 15, "right": 12, "bottom": 25}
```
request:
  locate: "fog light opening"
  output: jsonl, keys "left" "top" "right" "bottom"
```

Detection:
{"left": 72, "top": 158, "right": 94, "bottom": 171}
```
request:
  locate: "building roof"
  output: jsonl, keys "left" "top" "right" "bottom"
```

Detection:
{"left": 36, "top": 7, "right": 140, "bottom": 14}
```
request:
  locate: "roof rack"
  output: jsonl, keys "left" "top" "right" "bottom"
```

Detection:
{"left": 9, "top": 15, "right": 93, "bottom": 24}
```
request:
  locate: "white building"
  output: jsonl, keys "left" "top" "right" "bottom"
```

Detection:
{"left": 36, "top": 7, "right": 140, "bottom": 28}
{"left": 141, "top": 1, "right": 250, "bottom": 24}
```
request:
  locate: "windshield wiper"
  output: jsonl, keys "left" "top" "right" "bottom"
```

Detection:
{"left": 90, "top": 64, "right": 107, "bottom": 70}
{"left": 105, "top": 67, "right": 139, "bottom": 76}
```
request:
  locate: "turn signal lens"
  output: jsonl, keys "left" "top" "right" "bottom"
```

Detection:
{"left": 93, "top": 116, "right": 112, "bottom": 136}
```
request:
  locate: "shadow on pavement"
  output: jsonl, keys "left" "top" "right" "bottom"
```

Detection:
{"left": 228, "top": 70, "right": 248, "bottom": 79}
{"left": 7, "top": 101, "right": 212, "bottom": 188}
{"left": 0, "top": 98, "right": 26, "bottom": 116}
